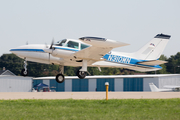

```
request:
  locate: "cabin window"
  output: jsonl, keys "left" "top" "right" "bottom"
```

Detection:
{"left": 81, "top": 44, "right": 89, "bottom": 50}
{"left": 55, "top": 39, "right": 67, "bottom": 46}
{"left": 66, "top": 41, "right": 79, "bottom": 49}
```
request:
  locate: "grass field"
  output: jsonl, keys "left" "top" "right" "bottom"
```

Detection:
{"left": 0, "top": 99, "right": 180, "bottom": 120}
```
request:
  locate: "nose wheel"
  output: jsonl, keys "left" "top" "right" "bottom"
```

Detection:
{"left": 21, "top": 69, "right": 28, "bottom": 76}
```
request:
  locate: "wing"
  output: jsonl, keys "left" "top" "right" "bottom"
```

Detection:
{"left": 73, "top": 46, "right": 112, "bottom": 61}
{"left": 73, "top": 37, "right": 129, "bottom": 61}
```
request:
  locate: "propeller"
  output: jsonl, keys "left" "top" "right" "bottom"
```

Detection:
{"left": 50, "top": 38, "right": 54, "bottom": 49}
{"left": 48, "top": 38, "right": 55, "bottom": 64}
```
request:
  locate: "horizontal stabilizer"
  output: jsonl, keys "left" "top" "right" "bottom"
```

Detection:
{"left": 138, "top": 60, "right": 167, "bottom": 66}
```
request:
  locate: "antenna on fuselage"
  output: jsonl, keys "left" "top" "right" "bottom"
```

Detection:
{"left": 45, "top": 43, "right": 48, "bottom": 48}
{"left": 26, "top": 41, "right": 28, "bottom": 45}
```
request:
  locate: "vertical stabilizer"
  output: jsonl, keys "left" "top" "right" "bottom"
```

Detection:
{"left": 134, "top": 34, "right": 170, "bottom": 60}
{"left": 149, "top": 83, "right": 159, "bottom": 92}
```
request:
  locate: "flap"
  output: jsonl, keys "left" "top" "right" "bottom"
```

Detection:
{"left": 73, "top": 46, "right": 111, "bottom": 61}
{"left": 138, "top": 60, "right": 167, "bottom": 66}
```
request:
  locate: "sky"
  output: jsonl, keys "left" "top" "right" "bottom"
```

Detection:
{"left": 0, "top": 0, "right": 180, "bottom": 58}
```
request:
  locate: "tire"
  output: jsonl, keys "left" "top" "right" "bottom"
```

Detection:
{"left": 21, "top": 69, "right": 28, "bottom": 76}
{"left": 77, "top": 70, "right": 86, "bottom": 79}
{"left": 56, "top": 74, "right": 65, "bottom": 83}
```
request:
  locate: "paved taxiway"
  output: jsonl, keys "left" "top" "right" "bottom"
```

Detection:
{"left": 0, "top": 92, "right": 180, "bottom": 100}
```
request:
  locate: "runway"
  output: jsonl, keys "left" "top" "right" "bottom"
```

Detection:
{"left": 0, "top": 92, "right": 180, "bottom": 100}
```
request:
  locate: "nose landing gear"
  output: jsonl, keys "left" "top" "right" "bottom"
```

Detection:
{"left": 21, "top": 60, "right": 28, "bottom": 76}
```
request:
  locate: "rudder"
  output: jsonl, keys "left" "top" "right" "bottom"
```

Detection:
{"left": 134, "top": 34, "right": 170, "bottom": 60}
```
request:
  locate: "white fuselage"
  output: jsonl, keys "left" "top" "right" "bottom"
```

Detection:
{"left": 9, "top": 34, "right": 171, "bottom": 83}
{"left": 10, "top": 43, "right": 161, "bottom": 72}
{"left": 10, "top": 35, "right": 167, "bottom": 72}
{"left": 10, "top": 44, "right": 83, "bottom": 66}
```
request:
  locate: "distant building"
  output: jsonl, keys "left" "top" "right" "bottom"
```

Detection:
{"left": 0, "top": 70, "right": 16, "bottom": 76}
{"left": 33, "top": 74, "right": 180, "bottom": 92}
{"left": 1, "top": 69, "right": 180, "bottom": 92}
{"left": 0, "top": 69, "right": 32, "bottom": 92}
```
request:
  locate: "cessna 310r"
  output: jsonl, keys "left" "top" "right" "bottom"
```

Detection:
{"left": 10, "top": 33, "right": 170, "bottom": 83}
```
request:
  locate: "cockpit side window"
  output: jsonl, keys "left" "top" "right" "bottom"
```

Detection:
{"left": 66, "top": 41, "right": 79, "bottom": 49}
{"left": 55, "top": 39, "right": 67, "bottom": 46}
{"left": 81, "top": 43, "right": 89, "bottom": 50}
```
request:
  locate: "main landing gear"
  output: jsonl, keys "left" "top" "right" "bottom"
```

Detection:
{"left": 56, "top": 73, "right": 64, "bottom": 83}
{"left": 77, "top": 70, "right": 87, "bottom": 79}
{"left": 21, "top": 60, "right": 28, "bottom": 76}
{"left": 56, "top": 60, "right": 88, "bottom": 83}
{"left": 55, "top": 67, "right": 87, "bottom": 83}
{"left": 55, "top": 65, "right": 65, "bottom": 83}
{"left": 55, "top": 69, "right": 87, "bottom": 83}
{"left": 76, "top": 60, "right": 87, "bottom": 79}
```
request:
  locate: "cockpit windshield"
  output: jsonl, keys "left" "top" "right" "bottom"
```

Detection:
{"left": 54, "top": 39, "right": 89, "bottom": 50}
{"left": 55, "top": 39, "right": 67, "bottom": 46}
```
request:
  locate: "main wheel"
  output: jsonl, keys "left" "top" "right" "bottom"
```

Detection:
{"left": 21, "top": 69, "right": 28, "bottom": 76}
{"left": 77, "top": 70, "right": 87, "bottom": 79}
{"left": 56, "top": 74, "right": 65, "bottom": 83}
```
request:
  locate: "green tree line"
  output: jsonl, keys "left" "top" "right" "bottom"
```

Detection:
{"left": 0, "top": 53, "right": 180, "bottom": 77}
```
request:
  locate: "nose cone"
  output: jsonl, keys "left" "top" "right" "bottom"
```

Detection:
{"left": 10, "top": 47, "right": 21, "bottom": 54}
{"left": 10, "top": 45, "right": 28, "bottom": 54}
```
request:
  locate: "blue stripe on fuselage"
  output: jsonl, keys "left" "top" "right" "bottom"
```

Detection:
{"left": 10, "top": 49, "right": 45, "bottom": 52}
{"left": 103, "top": 54, "right": 140, "bottom": 64}
{"left": 54, "top": 47, "right": 79, "bottom": 52}
{"left": 103, "top": 54, "right": 161, "bottom": 69}
{"left": 10, "top": 47, "right": 79, "bottom": 52}
{"left": 10, "top": 48, "right": 161, "bottom": 69}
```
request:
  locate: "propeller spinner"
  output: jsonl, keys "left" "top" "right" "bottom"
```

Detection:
{"left": 43, "top": 38, "right": 55, "bottom": 64}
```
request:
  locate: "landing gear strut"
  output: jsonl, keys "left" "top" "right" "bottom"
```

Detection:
{"left": 77, "top": 60, "right": 87, "bottom": 79}
{"left": 56, "top": 65, "right": 65, "bottom": 83}
{"left": 21, "top": 60, "right": 28, "bottom": 76}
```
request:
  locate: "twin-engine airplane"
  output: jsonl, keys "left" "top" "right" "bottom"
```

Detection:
{"left": 10, "top": 33, "right": 170, "bottom": 83}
